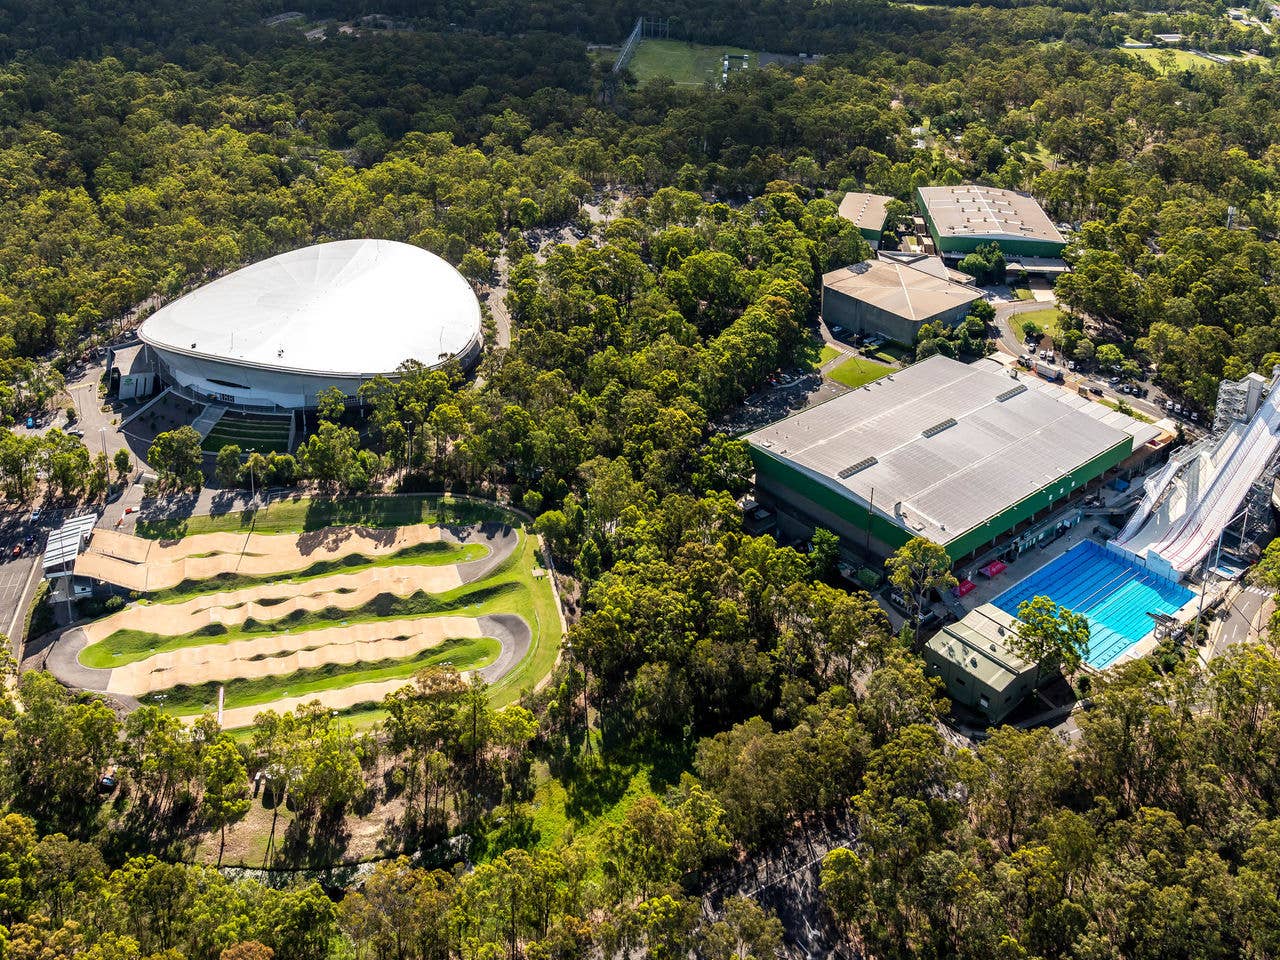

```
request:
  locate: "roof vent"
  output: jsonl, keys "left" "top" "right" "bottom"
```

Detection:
{"left": 997, "top": 384, "right": 1028, "bottom": 402}
{"left": 837, "top": 456, "right": 878, "bottom": 479}
{"left": 922, "top": 417, "right": 957, "bottom": 438}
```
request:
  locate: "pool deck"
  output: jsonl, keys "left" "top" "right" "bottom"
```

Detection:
{"left": 949, "top": 521, "right": 1208, "bottom": 671}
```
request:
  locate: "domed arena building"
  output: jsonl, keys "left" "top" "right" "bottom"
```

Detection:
{"left": 138, "top": 239, "right": 482, "bottom": 411}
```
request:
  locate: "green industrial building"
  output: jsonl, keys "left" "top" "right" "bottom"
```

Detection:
{"left": 745, "top": 356, "right": 1161, "bottom": 564}
{"left": 922, "top": 603, "right": 1040, "bottom": 724}
{"left": 915, "top": 185, "right": 1066, "bottom": 259}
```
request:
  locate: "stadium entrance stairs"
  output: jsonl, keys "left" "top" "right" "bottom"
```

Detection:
{"left": 191, "top": 404, "right": 227, "bottom": 439}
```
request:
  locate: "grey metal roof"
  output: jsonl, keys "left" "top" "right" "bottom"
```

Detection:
{"left": 43, "top": 514, "right": 98, "bottom": 575}
{"left": 823, "top": 259, "right": 982, "bottom": 324}
{"left": 837, "top": 192, "right": 893, "bottom": 233}
{"left": 973, "top": 358, "right": 1162, "bottom": 449}
{"left": 746, "top": 355, "right": 1134, "bottom": 547}
{"left": 918, "top": 185, "right": 1065, "bottom": 247}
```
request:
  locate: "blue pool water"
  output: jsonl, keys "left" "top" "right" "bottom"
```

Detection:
{"left": 991, "top": 540, "right": 1194, "bottom": 669}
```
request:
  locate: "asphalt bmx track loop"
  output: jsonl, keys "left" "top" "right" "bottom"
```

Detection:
{"left": 45, "top": 522, "right": 536, "bottom": 724}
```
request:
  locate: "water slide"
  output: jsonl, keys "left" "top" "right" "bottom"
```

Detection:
{"left": 1111, "top": 381, "right": 1280, "bottom": 575}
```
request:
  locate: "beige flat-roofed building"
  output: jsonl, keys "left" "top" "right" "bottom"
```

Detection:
{"left": 838, "top": 192, "right": 894, "bottom": 248}
{"left": 916, "top": 185, "right": 1066, "bottom": 258}
{"left": 822, "top": 259, "right": 982, "bottom": 343}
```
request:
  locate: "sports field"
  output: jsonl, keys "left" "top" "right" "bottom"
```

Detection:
{"left": 61, "top": 497, "right": 562, "bottom": 726}
{"left": 1121, "top": 46, "right": 1254, "bottom": 72}
{"left": 628, "top": 39, "right": 755, "bottom": 86}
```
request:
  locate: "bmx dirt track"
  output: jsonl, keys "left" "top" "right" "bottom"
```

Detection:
{"left": 45, "top": 521, "right": 539, "bottom": 725}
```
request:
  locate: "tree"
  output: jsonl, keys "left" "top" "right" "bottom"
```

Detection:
{"left": 243, "top": 451, "right": 268, "bottom": 495}
{"left": 147, "top": 426, "right": 203, "bottom": 492}
{"left": 3, "top": 673, "right": 119, "bottom": 834}
{"left": 1253, "top": 537, "right": 1280, "bottom": 593}
{"left": 1095, "top": 342, "right": 1124, "bottom": 371}
{"left": 215, "top": 444, "right": 242, "bottom": 488}
{"left": 1011, "top": 595, "right": 1091, "bottom": 683}
{"left": 202, "top": 736, "right": 249, "bottom": 866}
{"left": 962, "top": 725, "right": 1070, "bottom": 849}
{"left": 809, "top": 527, "right": 839, "bottom": 582}
{"left": 885, "top": 538, "right": 956, "bottom": 641}
{"left": 113, "top": 448, "right": 132, "bottom": 482}
{"left": 315, "top": 386, "right": 346, "bottom": 424}
{"left": 968, "top": 298, "right": 995, "bottom": 326}
{"left": 701, "top": 897, "right": 784, "bottom": 960}
{"left": 297, "top": 422, "right": 367, "bottom": 490}
{"left": 221, "top": 944, "right": 273, "bottom": 960}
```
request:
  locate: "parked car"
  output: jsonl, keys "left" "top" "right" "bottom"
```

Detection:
{"left": 24, "top": 417, "right": 34, "bottom": 429}
{"left": 29, "top": 508, "right": 41, "bottom": 524}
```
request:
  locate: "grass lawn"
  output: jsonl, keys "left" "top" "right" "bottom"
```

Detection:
{"left": 819, "top": 344, "right": 842, "bottom": 365}
{"left": 628, "top": 38, "right": 754, "bottom": 86}
{"left": 1097, "top": 398, "right": 1155, "bottom": 423}
{"left": 482, "top": 531, "right": 561, "bottom": 709}
{"left": 1122, "top": 46, "right": 1241, "bottom": 72}
{"left": 143, "top": 636, "right": 502, "bottom": 714}
{"left": 1013, "top": 286, "right": 1034, "bottom": 301}
{"left": 828, "top": 354, "right": 894, "bottom": 389}
{"left": 137, "top": 494, "right": 509, "bottom": 539}
{"left": 1016, "top": 307, "right": 1066, "bottom": 342}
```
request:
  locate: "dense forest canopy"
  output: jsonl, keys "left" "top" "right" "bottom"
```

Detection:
{"left": 0, "top": 0, "right": 1279, "bottom": 956}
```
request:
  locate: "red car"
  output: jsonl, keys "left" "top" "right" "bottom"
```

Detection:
{"left": 10, "top": 545, "right": 20, "bottom": 559}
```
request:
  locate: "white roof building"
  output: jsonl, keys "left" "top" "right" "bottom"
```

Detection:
{"left": 139, "top": 240, "right": 482, "bottom": 409}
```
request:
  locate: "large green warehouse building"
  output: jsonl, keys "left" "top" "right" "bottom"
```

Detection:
{"left": 745, "top": 356, "right": 1161, "bottom": 563}
{"left": 915, "top": 185, "right": 1066, "bottom": 258}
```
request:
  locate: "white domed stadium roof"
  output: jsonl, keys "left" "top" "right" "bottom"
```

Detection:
{"left": 139, "top": 240, "right": 481, "bottom": 378}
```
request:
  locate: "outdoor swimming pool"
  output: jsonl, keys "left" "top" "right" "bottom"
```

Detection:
{"left": 991, "top": 540, "right": 1194, "bottom": 669}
